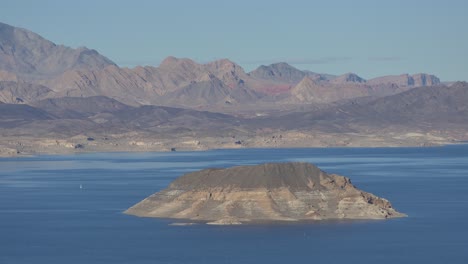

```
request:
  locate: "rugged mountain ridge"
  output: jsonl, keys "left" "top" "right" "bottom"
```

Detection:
{"left": 0, "top": 22, "right": 442, "bottom": 109}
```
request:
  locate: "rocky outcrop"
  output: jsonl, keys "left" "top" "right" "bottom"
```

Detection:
{"left": 125, "top": 162, "right": 406, "bottom": 224}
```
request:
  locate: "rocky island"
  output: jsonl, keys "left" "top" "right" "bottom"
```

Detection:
{"left": 125, "top": 162, "right": 406, "bottom": 224}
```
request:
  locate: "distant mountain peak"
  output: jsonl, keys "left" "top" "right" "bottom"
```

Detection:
{"left": 205, "top": 58, "right": 244, "bottom": 72}
{"left": 332, "top": 73, "right": 366, "bottom": 84}
{"left": 0, "top": 22, "right": 115, "bottom": 79}
{"left": 249, "top": 62, "right": 307, "bottom": 84}
{"left": 205, "top": 59, "right": 248, "bottom": 89}
{"left": 208, "top": 58, "right": 236, "bottom": 65}
{"left": 159, "top": 56, "right": 198, "bottom": 68}
{"left": 269, "top": 62, "right": 297, "bottom": 69}
{"left": 254, "top": 62, "right": 301, "bottom": 73}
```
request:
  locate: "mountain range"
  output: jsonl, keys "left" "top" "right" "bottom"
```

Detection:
{"left": 0, "top": 21, "right": 466, "bottom": 156}
{"left": 0, "top": 22, "right": 441, "bottom": 109}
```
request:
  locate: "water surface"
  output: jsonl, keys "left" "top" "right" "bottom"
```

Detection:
{"left": 1, "top": 146, "right": 467, "bottom": 263}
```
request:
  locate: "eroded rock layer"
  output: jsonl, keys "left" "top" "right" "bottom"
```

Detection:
{"left": 126, "top": 162, "right": 406, "bottom": 224}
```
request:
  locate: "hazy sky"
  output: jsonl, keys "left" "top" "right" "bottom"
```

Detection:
{"left": 2, "top": 0, "right": 467, "bottom": 81}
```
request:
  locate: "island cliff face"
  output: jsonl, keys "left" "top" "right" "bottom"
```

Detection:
{"left": 125, "top": 162, "right": 406, "bottom": 224}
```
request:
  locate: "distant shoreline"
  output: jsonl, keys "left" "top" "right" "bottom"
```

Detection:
{"left": 1, "top": 134, "right": 463, "bottom": 158}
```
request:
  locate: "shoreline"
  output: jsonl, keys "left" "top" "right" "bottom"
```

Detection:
{"left": 0, "top": 131, "right": 464, "bottom": 158}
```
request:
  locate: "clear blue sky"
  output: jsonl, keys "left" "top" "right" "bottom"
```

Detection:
{"left": 2, "top": 0, "right": 467, "bottom": 81}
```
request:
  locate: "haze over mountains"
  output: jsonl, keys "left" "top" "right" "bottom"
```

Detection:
{"left": 0, "top": 21, "right": 466, "bottom": 156}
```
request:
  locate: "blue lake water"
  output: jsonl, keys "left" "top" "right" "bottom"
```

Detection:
{"left": 1, "top": 145, "right": 468, "bottom": 263}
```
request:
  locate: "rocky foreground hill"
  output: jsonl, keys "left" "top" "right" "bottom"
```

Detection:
{"left": 125, "top": 162, "right": 406, "bottom": 224}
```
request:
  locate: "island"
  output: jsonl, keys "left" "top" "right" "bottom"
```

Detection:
{"left": 125, "top": 162, "right": 406, "bottom": 224}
